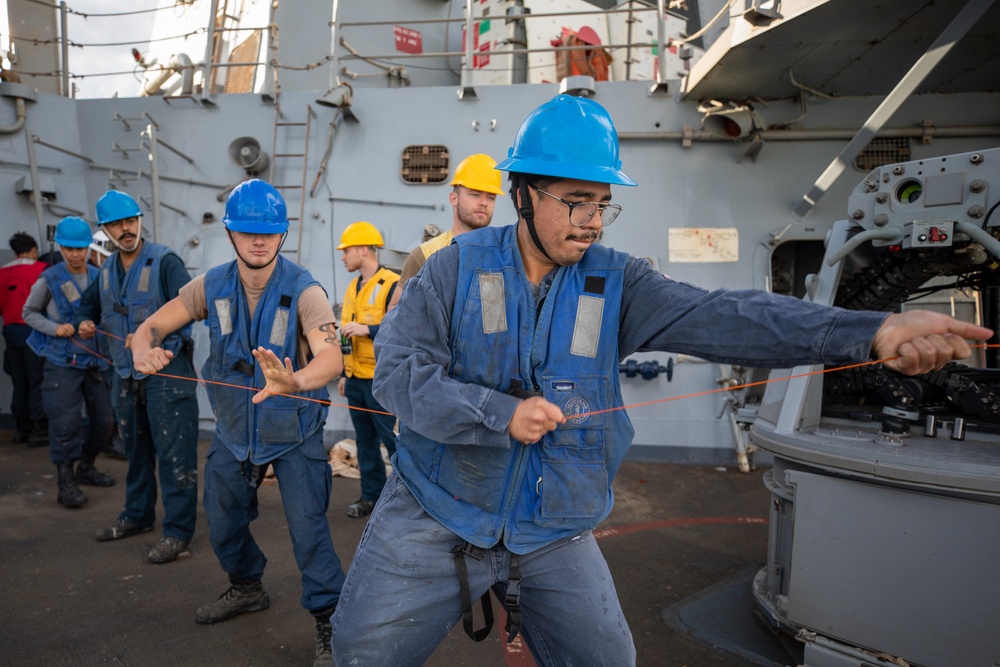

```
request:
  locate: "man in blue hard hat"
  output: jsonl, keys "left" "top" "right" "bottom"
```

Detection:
{"left": 23, "top": 217, "right": 115, "bottom": 508}
{"left": 131, "top": 179, "right": 346, "bottom": 667}
{"left": 75, "top": 189, "right": 199, "bottom": 564}
{"left": 330, "top": 94, "right": 993, "bottom": 666}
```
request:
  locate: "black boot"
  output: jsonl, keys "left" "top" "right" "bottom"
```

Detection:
{"left": 195, "top": 577, "right": 270, "bottom": 624}
{"left": 12, "top": 419, "right": 30, "bottom": 444}
{"left": 56, "top": 462, "right": 87, "bottom": 508}
{"left": 28, "top": 419, "right": 48, "bottom": 448}
{"left": 312, "top": 607, "right": 335, "bottom": 667}
{"left": 76, "top": 456, "right": 116, "bottom": 487}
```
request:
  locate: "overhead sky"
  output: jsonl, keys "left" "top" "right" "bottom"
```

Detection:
{"left": 64, "top": 0, "right": 207, "bottom": 99}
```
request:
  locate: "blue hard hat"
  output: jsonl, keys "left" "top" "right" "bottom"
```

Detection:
{"left": 223, "top": 180, "right": 289, "bottom": 234}
{"left": 95, "top": 190, "right": 143, "bottom": 225}
{"left": 54, "top": 217, "right": 93, "bottom": 248}
{"left": 496, "top": 94, "right": 637, "bottom": 186}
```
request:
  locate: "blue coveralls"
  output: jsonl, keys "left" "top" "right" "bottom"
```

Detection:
{"left": 332, "top": 224, "right": 889, "bottom": 666}
{"left": 200, "top": 257, "right": 345, "bottom": 613}
{"left": 76, "top": 241, "right": 199, "bottom": 541}
{"left": 27, "top": 262, "right": 113, "bottom": 464}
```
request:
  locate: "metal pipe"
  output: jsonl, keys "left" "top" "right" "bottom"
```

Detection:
{"left": 145, "top": 124, "right": 162, "bottom": 243}
{"left": 201, "top": 0, "right": 221, "bottom": 101}
{"left": 0, "top": 97, "right": 27, "bottom": 134}
{"left": 31, "top": 135, "right": 94, "bottom": 163}
{"left": 86, "top": 163, "right": 229, "bottom": 189}
{"left": 59, "top": 2, "right": 69, "bottom": 97}
{"left": 459, "top": 0, "right": 475, "bottom": 99}
{"left": 154, "top": 136, "right": 195, "bottom": 164}
{"left": 25, "top": 132, "right": 48, "bottom": 248}
{"left": 338, "top": 7, "right": 656, "bottom": 27}
{"left": 139, "top": 53, "right": 194, "bottom": 97}
{"left": 339, "top": 40, "right": 677, "bottom": 62}
{"left": 618, "top": 125, "right": 1000, "bottom": 142}
{"left": 328, "top": 196, "right": 439, "bottom": 211}
{"left": 654, "top": 0, "right": 667, "bottom": 87}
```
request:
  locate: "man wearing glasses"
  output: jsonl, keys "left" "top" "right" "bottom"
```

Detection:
{"left": 330, "top": 94, "right": 991, "bottom": 666}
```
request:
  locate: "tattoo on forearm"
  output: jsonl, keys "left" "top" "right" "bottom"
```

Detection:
{"left": 150, "top": 327, "right": 162, "bottom": 348}
{"left": 320, "top": 323, "right": 337, "bottom": 346}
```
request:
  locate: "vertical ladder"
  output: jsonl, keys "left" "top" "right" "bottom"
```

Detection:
{"left": 268, "top": 103, "right": 314, "bottom": 264}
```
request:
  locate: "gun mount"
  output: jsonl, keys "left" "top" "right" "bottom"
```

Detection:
{"left": 751, "top": 148, "right": 1000, "bottom": 667}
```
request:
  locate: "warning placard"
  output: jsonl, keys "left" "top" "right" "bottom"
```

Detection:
{"left": 668, "top": 228, "right": 739, "bottom": 263}
{"left": 393, "top": 26, "right": 423, "bottom": 54}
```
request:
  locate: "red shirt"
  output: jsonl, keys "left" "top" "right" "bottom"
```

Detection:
{"left": 0, "top": 258, "right": 46, "bottom": 326}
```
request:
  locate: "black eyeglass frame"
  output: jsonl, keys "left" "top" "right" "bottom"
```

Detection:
{"left": 530, "top": 185, "right": 622, "bottom": 227}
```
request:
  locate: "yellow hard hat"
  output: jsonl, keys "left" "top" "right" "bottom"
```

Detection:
{"left": 450, "top": 153, "right": 505, "bottom": 195}
{"left": 337, "top": 221, "right": 384, "bottom": 249}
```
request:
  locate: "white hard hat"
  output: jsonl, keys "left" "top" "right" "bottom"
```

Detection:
{"left": 89, "top": 229, "right": 112, "bottom": 257}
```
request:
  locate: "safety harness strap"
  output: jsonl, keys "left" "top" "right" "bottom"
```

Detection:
{"left": 503, "top": 553, "right": 522, "bottom": 643}
{"left": 451, "top": 542, "right": 494, "bottom": 642}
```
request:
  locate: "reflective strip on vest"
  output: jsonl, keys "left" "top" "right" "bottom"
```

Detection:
{"left": 270, "top": 308, "right": 289, "bottom": 346}
{"left": 570, "top": 295, "right": 604, "bottom": 358}
{"left": 214, "top": 298, "right": 233, "bottom": 336}
{"left": 59, "top": 280, "right": 82, "bottom": 304}
{"left": 478, "top": 273, "right": 507, "bottom": 334}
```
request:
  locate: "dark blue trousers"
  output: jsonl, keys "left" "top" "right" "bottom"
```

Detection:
{"left": 344, "top": 377, "right": 397, "bottom": 501}
{"left": 42, "top": 361, "right": 113, "bottom": 464}
{"left": 203, "top": 431, "right": 346, "bottom": 613}
{"left": 112, "top": 354, "right": 199, "bottom": 541}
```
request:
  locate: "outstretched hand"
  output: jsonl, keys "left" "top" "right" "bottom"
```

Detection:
{"left": 251, "top": 346, "right": 300, "bottom": 404}
{"left": 872, "top": 310, "right": 993, "bottom": 375}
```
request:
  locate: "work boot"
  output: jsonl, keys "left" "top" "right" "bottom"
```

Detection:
{"left": 75, "top": 459, "right": 116, "bottom": 487}
{"left": 147, "top": 536, "right": 190, "bottom": 564}
{"left": 346, "top": 497, "right": 375, "bottom": 518}
{"left": 28, "top": 418, "right": 48, "bottom": 448}
{"left": 95, "top": 517, "right": 153, "bottom": 542}
{"left": 12, "top": 419, "right": 30, "bottom": 444}
{"left": 195, "top": 577, "right": 270, "bottom": 624}
{"left": 312, "top": 607, "right": 335, "bottom": 667}
{"left": 56, "top": 461, "right": 87, "bottom": 508}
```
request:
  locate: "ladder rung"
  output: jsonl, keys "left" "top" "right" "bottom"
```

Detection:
{"left": 276, "top": 122, "right": 306, "bottom": 127}
{"left": 274, "top": 153, "right": 305, "bottom": 158}
{"left": 274, "top": 185, "right": 303, "bottom": 190}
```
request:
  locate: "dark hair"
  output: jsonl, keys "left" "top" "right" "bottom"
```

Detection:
{"left": 9, "top": 231, "right": 37, "bottom": 255}
{"left": 507, "top": 173, "right": 560, "bottom": 217}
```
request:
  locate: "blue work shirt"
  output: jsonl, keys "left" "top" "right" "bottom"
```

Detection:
{"left": 374, "top": 237, "right": 887, "bottom": 451}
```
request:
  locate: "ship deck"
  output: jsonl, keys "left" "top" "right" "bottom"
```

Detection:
{"left": 0, "top": 433, "right": 796, "bottom": 667}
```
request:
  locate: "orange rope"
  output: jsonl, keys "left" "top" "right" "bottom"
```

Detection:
{"left": 74, "top": 328, "right": 998, "bottom": 420}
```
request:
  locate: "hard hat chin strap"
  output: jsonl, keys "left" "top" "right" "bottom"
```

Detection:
{"left": 106, "top": 219, "right": 143, "bottom": 253}
{"left": 227, "top": 230, "right": 287, "bottom": 271}
{"left": 515, "top": 175, "right": 553, "bottom": 262}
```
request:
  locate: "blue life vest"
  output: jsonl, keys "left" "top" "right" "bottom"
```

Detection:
{"left": 27, "top": 262, "right": 108, "bottom": 370}
{"left": 201, "top": 256, "right": 329, "bottom": 464}
{"left": 100, "top": 242, "right": 192, "bottom": 379}
{"left": 394, "top": 224, "right": 634, "bottom": 554}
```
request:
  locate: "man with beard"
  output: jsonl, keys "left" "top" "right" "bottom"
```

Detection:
{"left": 75, "top": 189, "right": 199, "bottom": 564}
{"left": 131, "top": 180, "right": 345, "bottom": 667}
{"left": 330, "top": 94, "right": 993, "bottom": 666}
{"left": 387, "top": 153, "right": 503, "bottom": 309}
{"left": 336, "top": 221, "right": 399, "bottom": 518}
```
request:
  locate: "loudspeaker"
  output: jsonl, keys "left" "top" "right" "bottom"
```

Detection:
{"left": 228, "top": 137, "right": 270, "bottom": 175}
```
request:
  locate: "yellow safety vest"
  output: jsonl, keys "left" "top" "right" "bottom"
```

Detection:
{"left": 341, "top": 266, "right": 400, "bottom": 379}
